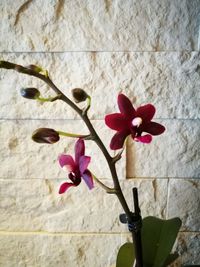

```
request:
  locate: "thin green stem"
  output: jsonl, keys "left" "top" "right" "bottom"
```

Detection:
{"left": 58, "top": 131, "right": 90, "bottom": 139}
{"left": 37, "top": 94, "right": 62, "bottom": 102}
{"left": 83, "top": 96, "right": 91, "bottom": 115}
{"left": 92, "top": 173, "right": 116, "bottom": 194}
{"left": 87, "top": 96, "right": 91, "bottom": 107}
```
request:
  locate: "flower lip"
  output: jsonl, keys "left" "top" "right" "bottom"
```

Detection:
{"left": 132, "top": 117, "right": 142, "bottom": 127}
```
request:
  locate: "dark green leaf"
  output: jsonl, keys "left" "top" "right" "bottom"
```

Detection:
{"left": 116, "top": 242, "right": 135, "bottom": 267}
{"left": 142, "top": 216, "right": 182, "bottom": 267}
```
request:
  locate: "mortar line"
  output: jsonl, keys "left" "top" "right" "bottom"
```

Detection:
{"left": 0, "top": 230, "right": 199, "bottom": 236}
{"left": 198, "top": 24, "right": 200, "bottom": 51}
{"left": 0, "top": 50, "right": 199, "bottom": 53}
{"left": 166, "top": 178, "right": 170, "bottom": 219}
{"left": 0, "top": 230, "right": 129, "bottom": 236}
{"left": 126, "top": 177, "right": 200, "bottom": 180}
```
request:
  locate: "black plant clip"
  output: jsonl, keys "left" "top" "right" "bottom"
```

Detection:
{"left": 119, "top": 211, "right": 142, "bottom": 233}
{"left": 119, "top": 188, "right": 143, "bottom": 267}
{"left": 119, "top": 187, "right": 142, "bottom": 232}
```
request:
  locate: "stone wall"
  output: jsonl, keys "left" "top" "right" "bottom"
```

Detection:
{"left": 0, "top": 1, "right": 199, "bottom": 266}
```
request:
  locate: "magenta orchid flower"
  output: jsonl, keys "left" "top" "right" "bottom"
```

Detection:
{"left": 58, "top": 138, "right": 94, "bottom": 194}
{"left": 105, "top": 94, "right": 165, "bottom": 150}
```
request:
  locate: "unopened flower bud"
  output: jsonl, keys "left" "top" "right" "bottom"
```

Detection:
{"left": 20, "top": 88, "right": 40, "bottom": 99}
{"left": 26, "top": 65, "right": 49, "bottom": 77}
{"left": 32, "top": 128, "right": 60, "bottom": 144}
{"left": 26, "top": 65, "right": 43, "bottom": 73}
{"left": 72, "top": 88, "right": 88, "bottom": 103}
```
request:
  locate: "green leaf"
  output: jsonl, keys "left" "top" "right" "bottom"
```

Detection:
{"left": 116, "top": 217, "right": 181, "bottom": 267}
{"left": 142, "top": 216, "right": 182, "bottom": 267}
{"left": 116, "top": 242, "right": 135, "bottom": 267}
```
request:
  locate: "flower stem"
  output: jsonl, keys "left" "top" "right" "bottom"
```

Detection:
{"left": 58, "top": 131, "right": 90, "bottom": 139}
{"left": 0, "top": 61, "right": 133, "bottom": 220}
{"left": 92, "top": 173, "right": 116, "bottom": 194}
{"left": 37, "top": 95, "right": 62, "bottom": 102}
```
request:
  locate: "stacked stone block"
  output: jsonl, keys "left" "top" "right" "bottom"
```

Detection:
{"left": 0, "top": 1, "right": 199, "bottom": 266}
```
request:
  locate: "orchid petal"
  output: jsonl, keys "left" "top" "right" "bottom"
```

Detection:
{"left": 110, "top": 129, "right": 130, "bottom": 150}
{"left": 136, "top": 104, "right": 155, "bottom": 121}
{"left": 105, "top": 113, "right": 129, "bottom": 131}
{"left": 59, "top": 182, "right": 76, "bottom": 194}
{"left": 79, "top": 155, "right": 91, "bottom": 174}
{"left": 134, "top": 134, "right": 152, "bottom": 143}
{"left": 75, "top": 138, "right": 85, "bottom": 163}
{"left": 58, "top": 154, "right": 76, "bottom": 171}
{"left": 82, "top": 170, "right": 94, "bottom": 190}
{"left": 118, "top": 94, "right": 136, "bottom": 117}
{"left": 141, "top": 121, "right": 165, "bottom": 135}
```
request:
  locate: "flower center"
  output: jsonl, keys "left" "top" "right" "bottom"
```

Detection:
{"left": 132, "top": 117, "right": 142, "bottom": 127}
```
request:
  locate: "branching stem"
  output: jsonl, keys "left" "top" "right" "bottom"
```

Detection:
{"left": 0, "top": 61, "right": 133, "bottom": 220}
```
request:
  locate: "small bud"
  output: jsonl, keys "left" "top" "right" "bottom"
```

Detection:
{"left": 32, "top": 128, "right": 60, "bottom": 144}
{"left": 20, "top": 88, "right": 40, "bottom": 99}
{"left": 72, "top": 88, "right": 88, "bottom": 103}
{"left": 26, "top": 64, "right": 49, "bottom": 77}
{"left": 26, "top": 65, "right": 43, "bottom": 73}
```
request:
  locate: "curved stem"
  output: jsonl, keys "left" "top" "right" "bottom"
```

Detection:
{"left": 37, "top": 94, "right": 62, "bottom": 102}
{"left": 0, "top": 61, "right": 133, "bottom": 220}
{"left": 57, "top": 131, "right": 90, "bottom": 139}
{"left": 92, "top": 174, "right": 116, "bottom": 194}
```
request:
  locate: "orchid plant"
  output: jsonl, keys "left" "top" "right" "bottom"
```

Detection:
{"left": 0, "top": 60, "right": 182, "bottom": 267}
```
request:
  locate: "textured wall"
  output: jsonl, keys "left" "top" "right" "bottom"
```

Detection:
{"left": 0, "top": 1, "right": 200, "bottom": 266}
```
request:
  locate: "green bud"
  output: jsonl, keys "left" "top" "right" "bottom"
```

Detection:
{"left": 26, "top": 64, "right": 49, "bottom": 77}
{"left": 32, "top": 128, "right": 60, "bottom": 144}
{"left": 26, "top": 65, "right": 43, "bottom": 73}
{"left": 72, "top": 88, "right": 88, "bottom": 103}
{"left": 20, "top": 88, "right": 40, "bottom": 99}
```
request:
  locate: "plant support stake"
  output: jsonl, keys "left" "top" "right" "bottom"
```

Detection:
{"left": 130, "top": 188, "right": 143, "bottom": 267}
{"left": 119, "top": 187, "right": 143, "bottom": 267}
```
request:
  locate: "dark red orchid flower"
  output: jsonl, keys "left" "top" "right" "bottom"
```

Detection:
{"left": 58, "top": 139, "right": 94, "bottom": 194}
{"left": 105, "top": 94, "right": 165, "bottom": 150}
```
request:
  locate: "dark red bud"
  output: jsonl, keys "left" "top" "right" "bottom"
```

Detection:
{"left": 20, "top": 88, "right": 40, "bottom": 99}
{"left": 32, "top": 128, "right": 60, "bottom": 144}
{"left": 72, "top": 88, "right": 88, "bottom": 103}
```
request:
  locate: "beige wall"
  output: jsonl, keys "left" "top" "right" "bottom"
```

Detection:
{"left": 0, "top": 1, "right": 199, "bottom": 266}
